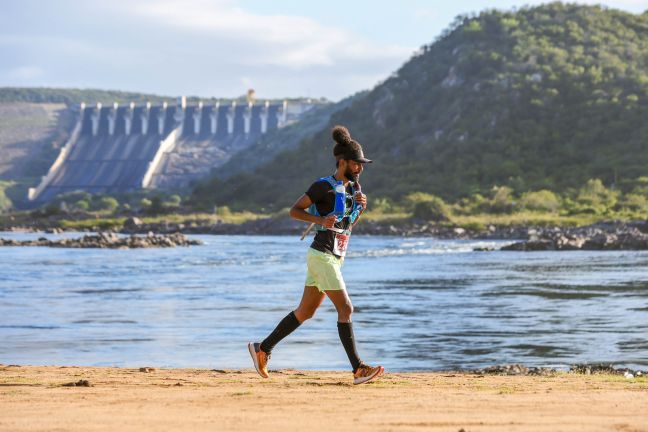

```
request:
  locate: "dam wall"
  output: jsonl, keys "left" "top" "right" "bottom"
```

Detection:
{"left": 28, "top": 98, "right": 295, "bottom": 202}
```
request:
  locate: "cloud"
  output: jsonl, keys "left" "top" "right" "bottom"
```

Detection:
{"left": 0, "top": 0, "right": 416, "bottom": 99}
{"left": 7, "top": 65, "right": 44, "bottom": 80}
{"left": 118, "top": 0, "right": 413, "bottom": 69}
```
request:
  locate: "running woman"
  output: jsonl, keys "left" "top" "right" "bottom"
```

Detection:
{"left": 248, "top": 125, "right": 384, "bottom": 385}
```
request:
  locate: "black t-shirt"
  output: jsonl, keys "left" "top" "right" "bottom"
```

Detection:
{"left": 305, "top": 179, "right": 357, "bottom": 256}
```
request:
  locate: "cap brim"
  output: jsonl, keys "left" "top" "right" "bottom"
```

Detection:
{"left": 354, "top": 157, "right": 373, "bottom": 163}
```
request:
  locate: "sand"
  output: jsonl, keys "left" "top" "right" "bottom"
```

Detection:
{"left": 1, "top": 365, "right": 647, "bottom": 432}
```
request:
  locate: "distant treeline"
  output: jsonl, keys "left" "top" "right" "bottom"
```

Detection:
{"left": 0, "top": 87, "right": 175, "bottom": 105}
{"left": 0, "top": 87, "right": 330, "bottom": 106}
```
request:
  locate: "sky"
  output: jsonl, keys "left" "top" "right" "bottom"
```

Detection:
{"left": 1, "top": 0, "right": 646, "bottom": 101}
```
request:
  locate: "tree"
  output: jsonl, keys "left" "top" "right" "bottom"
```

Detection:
{"left": 576, "top": 179, "right": 618, "bottom": 214}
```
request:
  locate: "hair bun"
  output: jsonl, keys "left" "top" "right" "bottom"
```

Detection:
{"left": 331, "top": 125, "right": 351, "bottom": 146}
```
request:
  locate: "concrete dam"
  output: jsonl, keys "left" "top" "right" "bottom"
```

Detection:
{"left": 28, "top": 98, "right": 302, "bottom": 203}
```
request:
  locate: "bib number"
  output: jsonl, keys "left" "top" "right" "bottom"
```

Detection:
{"left": 333, "top": 232, "right": 350, "bottom": 257}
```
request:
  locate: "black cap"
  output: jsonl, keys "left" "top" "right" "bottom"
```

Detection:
{"left": 332, "top": 125, "right": 373, "bottom": 163}
{"left": 344, "top": 147, "right": 372, "bottom": 163}
{"left": 337, "top": 140, "right": 373, "bottom": 163}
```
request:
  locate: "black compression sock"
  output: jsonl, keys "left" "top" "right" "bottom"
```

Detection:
{"left": 337, "top": 322, "right": 362, "bottom": 372}
{"left": 260, "top": 311, "right": 301, "bottom": 354}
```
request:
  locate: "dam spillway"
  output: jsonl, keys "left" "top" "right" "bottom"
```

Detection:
{"left": 28, "top": 98, "right": 294, "bottom": 202}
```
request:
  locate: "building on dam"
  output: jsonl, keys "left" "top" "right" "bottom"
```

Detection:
{"left": 28, "top": 96, "right": 320, "bottom": 203}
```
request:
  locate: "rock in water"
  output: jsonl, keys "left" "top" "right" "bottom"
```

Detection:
{"left": 0, "top": 232, "right": 203, "bottom": 249}
{"left": 500, "top": 221, "right": 648, "bottom": 251}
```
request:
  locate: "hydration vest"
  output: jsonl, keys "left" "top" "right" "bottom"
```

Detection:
{"left": 307, "top": 175, "right": 363, "bottom": 232}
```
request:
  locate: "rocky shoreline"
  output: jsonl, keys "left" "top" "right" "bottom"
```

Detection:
{"left": 0, "top": 215, "right": 532, "bottom": 238}
{"left": 2, "top": 216, "right": 648, "bottom": 250}
{"left": 117, "top": 216, "right": 532, "bottom": 239}
{"left": 0, "top": 232, "right": 202, "bottom": 249}
{"left": 501, "top": 220, "right": 648, "bottom": 251}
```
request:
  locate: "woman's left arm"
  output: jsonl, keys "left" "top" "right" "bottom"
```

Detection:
{"left": 352, "top": 193, "right": 367, "bottom": 227}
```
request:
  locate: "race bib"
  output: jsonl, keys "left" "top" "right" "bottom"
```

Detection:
{"left": 333, "top": 232, "right": 350, "bottom": 257}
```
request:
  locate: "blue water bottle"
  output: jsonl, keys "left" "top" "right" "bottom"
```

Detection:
{"left": 333, "top": 180, "right": 346, "bottom": 221}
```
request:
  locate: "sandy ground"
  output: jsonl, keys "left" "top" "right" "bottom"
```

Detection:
{"left": 1, "top": 365, "right": 647, "bottom": 432}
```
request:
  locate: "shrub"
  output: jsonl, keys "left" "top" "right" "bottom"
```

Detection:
{"left": 575, "top": 179, "right": 618, "bottom": 214}
{"left": 519, "top": 189, "right": 561, "bottom": 212}
{"left": 412, "top": 196, "right": 451, "bottom": 221}
{"left": 166, "top": 194, "right": 182, "bottom": 207}
{"left": 404, "top": 192, "right": 438, "bottom": 209}
{"left": 369, "top": 197, "right": 396, "bottom": 214}
{"left": 74, "top": 200, "right": 89, "bottom": 211}
{"left": 215, "top": 205, "right": 232, "bottom": 217}
{"left": 454, "top": 194, "right": 488, "bottom": 215}
{"left": 140, "top": 198, "right": 152, "bottom": 209}
{"left": 629, "top": 177, "right": 648, "bottom": 197}
{"left": 617, "top": 193, "right": 648, "bottom": 213}
{"left": 487, "top": 186, "right": 515, "bottom": 214}
{"left": 96, "top": 197, "right": 119, "bottom": 212}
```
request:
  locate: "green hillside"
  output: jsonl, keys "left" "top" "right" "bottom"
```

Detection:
{"left": 191, "top": 2, "right": 648, "bottom": 211}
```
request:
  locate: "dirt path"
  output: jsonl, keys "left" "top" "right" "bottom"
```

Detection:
{"left": 1, "top": 365, "right": 647, "bottom": 432}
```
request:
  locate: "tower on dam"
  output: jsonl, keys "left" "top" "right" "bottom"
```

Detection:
{"left": 28, "top": 96, "right": 319, "bottom": 203}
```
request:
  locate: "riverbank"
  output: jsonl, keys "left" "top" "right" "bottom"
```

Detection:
{"left": 1, "top": 365, "right": 647, "bottom": 432}
{"left": 2, "top": 212, "right": 647, "bottom": 241}
{"left": 501, "top": 220, "right": 648, "bottom": 251}
{"left": 3, "top": 218, "right": 648, "bottom": 251}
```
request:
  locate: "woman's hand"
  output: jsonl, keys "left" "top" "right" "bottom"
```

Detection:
{"left": 320, "top": 215, "right": 337, "bottom": 228}
{"left": 355, "top": 192, "right": 367, "bottom": 209}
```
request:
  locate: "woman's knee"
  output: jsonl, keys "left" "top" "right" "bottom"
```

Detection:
{"left": 338, "top": 301, "right": 353, "bottom": 320}
{"left": 294, "top": 306, "right": 317, "bottom": 322}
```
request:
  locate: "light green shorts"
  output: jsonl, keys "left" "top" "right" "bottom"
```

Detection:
{"left": 304, "top": 248, "right": 346, "bottom": 293}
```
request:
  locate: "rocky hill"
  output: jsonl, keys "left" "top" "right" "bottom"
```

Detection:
{"left": 191, "top": 3, "right": 648, "bottom": 210}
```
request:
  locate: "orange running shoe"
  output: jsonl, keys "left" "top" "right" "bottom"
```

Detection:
{"left": 248, "top": 342, "right": 270, "bottom": 378}
{"left": 353, "top": 363, "right": 384, "bottom": 385}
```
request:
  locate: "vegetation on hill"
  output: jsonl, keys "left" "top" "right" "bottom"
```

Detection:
{"left": 0, "top": 87, "right": 329, "bottom": 107}
{"left": 0, "top": 87, "right": 177, "bottom": 105}
{"left": 4, "top": 175, "right": 646, "bottom": 231}
{"left": 190, "top": 3, "right": 648, "bottom": 212}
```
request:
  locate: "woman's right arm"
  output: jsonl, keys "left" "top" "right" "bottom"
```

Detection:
{"left": 289, "top": 194, "right": 336, "bottom": 228}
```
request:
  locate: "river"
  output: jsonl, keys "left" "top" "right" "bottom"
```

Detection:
{"left": 1, "top": 232, "right": 646, "bottom": 371}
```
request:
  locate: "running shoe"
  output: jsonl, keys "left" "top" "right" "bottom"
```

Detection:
{"left": 248, "top": 342, "right": 270, "bottom": 378}
{"left": 353, "top": 363, "right": 384, "bottom": 385}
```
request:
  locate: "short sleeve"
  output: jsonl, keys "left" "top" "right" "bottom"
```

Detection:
{"left": 305, "top": 181, "right": 327, "bottom": 204}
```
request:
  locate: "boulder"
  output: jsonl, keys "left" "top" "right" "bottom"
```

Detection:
{"left": 501, "top": 239, "right": 554, "bottom": 251}
{"left": 123, "top": 217, "right": 143, "bottom": 230}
